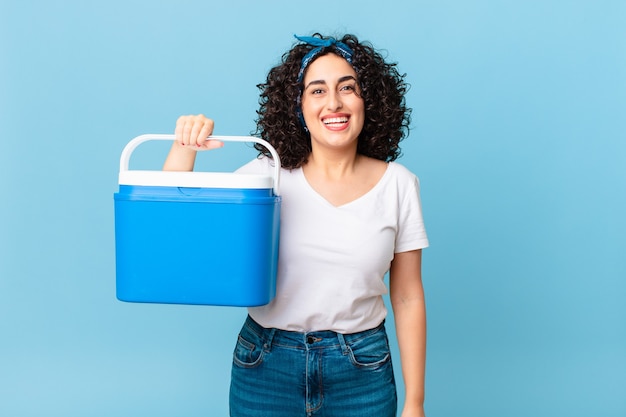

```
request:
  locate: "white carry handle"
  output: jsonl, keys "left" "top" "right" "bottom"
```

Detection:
{"left": 120, "top": 134, "right": 281, "bottom": 195}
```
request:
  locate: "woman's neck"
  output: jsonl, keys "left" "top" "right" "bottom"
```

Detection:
{"left": 304, "top": 151, "right": 361, "bottom": 180}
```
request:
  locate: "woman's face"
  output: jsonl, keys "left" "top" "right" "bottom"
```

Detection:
{"left": 300, "top": 53, "right": 364, "bottom": 154}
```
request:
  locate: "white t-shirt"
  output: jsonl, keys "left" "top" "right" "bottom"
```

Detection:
{"left": 236, "top": 157, "right": 429, "bottom": 333}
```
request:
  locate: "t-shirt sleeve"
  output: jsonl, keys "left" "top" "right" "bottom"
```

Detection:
{"left": 395, "top": 175, "right": 429, "bottom": 253}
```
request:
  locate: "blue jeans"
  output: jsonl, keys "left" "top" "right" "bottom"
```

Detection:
{"left": 229, "top": 316, "right": 397, "bottom": 417}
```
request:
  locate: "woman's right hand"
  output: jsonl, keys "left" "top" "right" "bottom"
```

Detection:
{"left": 174, "top": 114, "right": 223, "bottom": 150}
{"left": 163, "top": 114, "right": 223, "bottom": 171}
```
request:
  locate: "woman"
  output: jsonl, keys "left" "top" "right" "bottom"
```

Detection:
{"left": 164, "top": 34, "right": 429, "bottom": 417}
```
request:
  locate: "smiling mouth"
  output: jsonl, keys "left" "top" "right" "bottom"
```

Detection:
{"left": 323, "top": 116, "right": 349, "bottom": 125}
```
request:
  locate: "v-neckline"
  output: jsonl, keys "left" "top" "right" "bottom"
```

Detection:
{"left": 298, "top": 162, "right": 391, "bottom": 209}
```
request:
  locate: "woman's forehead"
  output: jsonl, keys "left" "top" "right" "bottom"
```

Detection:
{"left": 303, "top": 54, "right": 356, "bottom": 83}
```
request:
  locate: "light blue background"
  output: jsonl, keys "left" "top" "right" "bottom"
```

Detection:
{"left": 1, "top": 1, "right": 625, "bottom": 416}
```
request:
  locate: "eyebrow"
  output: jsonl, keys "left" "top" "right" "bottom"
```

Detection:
{"left": 304, "top": 75, "right": 357, "bottom": 90}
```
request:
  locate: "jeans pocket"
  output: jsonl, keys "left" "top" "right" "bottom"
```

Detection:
{"left": 232, "top": 332, "right": 265, "bottom": 369}
{"left": 346, "top": 329, "right": 391, "bottom": 369}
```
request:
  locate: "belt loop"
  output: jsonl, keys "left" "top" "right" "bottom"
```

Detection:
{"left": 336, "top": 332, "right": 349, "bottom": 355}
{"left": 263, "top": 327, "right": 276, "bottom": 352}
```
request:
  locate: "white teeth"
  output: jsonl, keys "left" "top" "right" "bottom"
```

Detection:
{"left": 323, "top": 117, "right": 348, "bottom": 124}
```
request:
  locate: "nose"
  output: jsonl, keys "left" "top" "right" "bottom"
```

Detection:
{"left": 326, "top": 91, "right": 343, "bottom": 111}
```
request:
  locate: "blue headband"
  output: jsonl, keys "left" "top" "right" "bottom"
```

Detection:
{"left": 294, "top": 34, "right": 355, "bottom": 130}
{"left": 294, "top": 34, "right": 354, "bottom": 83}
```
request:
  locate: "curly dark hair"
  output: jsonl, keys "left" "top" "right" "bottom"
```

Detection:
{"left": 254, "top": 33, "right": 411, "bottom": 169}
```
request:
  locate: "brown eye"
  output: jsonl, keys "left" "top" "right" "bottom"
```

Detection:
{"left": 340, "top": 84, "right": 356, "bottom": 94}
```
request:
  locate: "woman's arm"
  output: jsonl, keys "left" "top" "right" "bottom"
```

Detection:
{"left": 389, "top": 249, "right": 427, "bottom": 417}
{"left": 163, "top": 114, "right": 223, "bottom": 171}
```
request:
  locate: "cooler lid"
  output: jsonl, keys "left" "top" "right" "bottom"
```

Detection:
{"left": 118, "top": 135, "right": 280, "bottom": 194}
{"left": 119, "top": 170, "right": 274, "bottom": 189}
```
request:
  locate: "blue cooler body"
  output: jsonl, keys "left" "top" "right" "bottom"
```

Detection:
{"left": 114, "top": 135, "right": 281, "bottom": 306}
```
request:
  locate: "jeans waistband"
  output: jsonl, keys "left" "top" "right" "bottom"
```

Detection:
{"left": 242, "top": 315, "right": 386, "bottom": 351}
